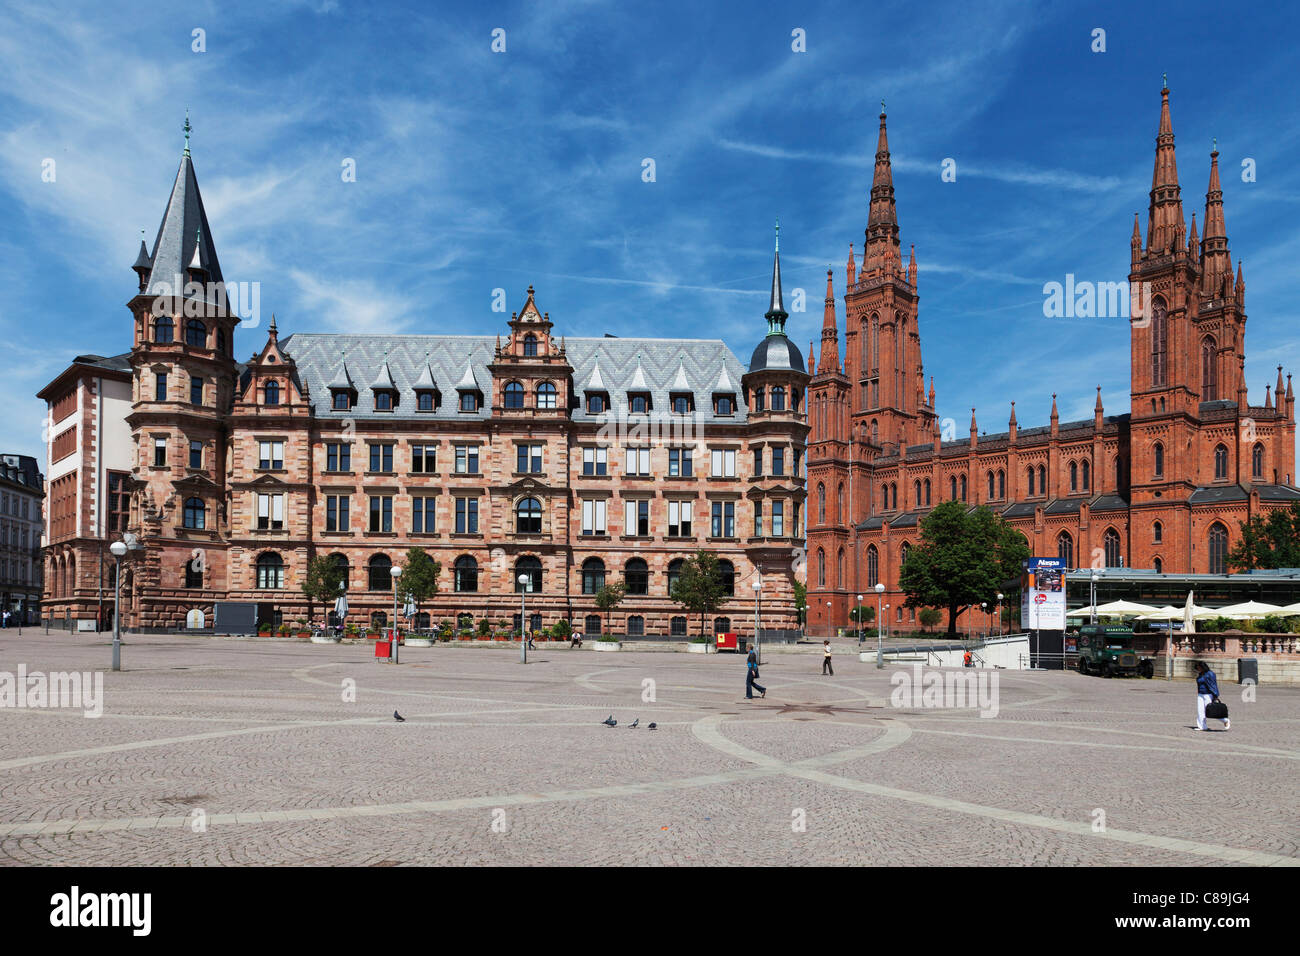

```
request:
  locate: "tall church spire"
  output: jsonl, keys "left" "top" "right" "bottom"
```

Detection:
{"left": 818, "top": 268, "right": 841, "bottom": 375}
{"left": 863, "top": 105, "right": 900, "bottom": 274}
{"left": 1201, "top": 146, "right": 1232, "bottom": 295}
{"left": 1146, "top": 85, "right": 1185, "bottom": 255}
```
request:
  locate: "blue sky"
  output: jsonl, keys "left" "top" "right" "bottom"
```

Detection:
{"left": 2, "top": 0, "right": 1299, "bottom": 465}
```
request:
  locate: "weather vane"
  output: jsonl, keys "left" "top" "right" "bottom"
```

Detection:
{"left": 183, "top": 110, "right": 192, "bottom": 156}
{"left": 774, "top": 217, "right": 780, "bottom": 251}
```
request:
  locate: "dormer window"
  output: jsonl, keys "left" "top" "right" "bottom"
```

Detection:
{"left": 523, "top": 333, "right": 538, "bottom": 357}
{"left": 504, "top": 381, "right": 525, "bottom": 409}
{"left": 459, "top": 391, "right": 481, "bottom": 413}
{"left": 264, "top": 380, "right": 280, "bottom": 406}
{"left": 416, "top": 390, "right": 439, "bottom": 412}
{"left": 714, "top": 394, "right": 735, "bottom": 416}
{"left": 374, "top": 390, "right": 394, "bottom": 411}
{"left": 671, "top": 394, "right": 692, "bottom": 414}
{"left": 628, "top": 392, "right": 650, "bottom": 414}
{"left": 587, "top": 392, "right": 608, "bottom": 414}
{"left": 331, "top": 390, "right": 352, "bottom": 411}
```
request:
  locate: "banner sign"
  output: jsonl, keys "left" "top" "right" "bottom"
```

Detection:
{"left": 1021, "top": 557, "right": 1066, "bottom": 630}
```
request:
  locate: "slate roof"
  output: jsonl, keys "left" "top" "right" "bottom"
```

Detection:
{"left": 279, "top": 334, "right": 748, "bottom": 423}
{"left": 1258, "top": 485, "right": 1300, "bottom": 501}
{"left": 1189, "top": 485, "right": 1250, "bottom": 504}
{"left": 142, "top": 154, "right": 227, "bottom": 308}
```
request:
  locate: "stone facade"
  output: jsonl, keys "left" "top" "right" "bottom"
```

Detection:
{"left": 0, "top": 455, "right": 44, "bottom": 622}
{"left": 807, "top": 88, "right": 1300, "bottom": 635}
{"left": 39, "top": 147, "right": 809, "bottom": 636}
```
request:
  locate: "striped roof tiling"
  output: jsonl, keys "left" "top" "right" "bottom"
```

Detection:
{"left": 278, "top": 333, "right": 748, "bottom": 423}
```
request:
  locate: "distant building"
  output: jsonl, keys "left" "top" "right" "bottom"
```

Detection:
{"left": 0, "top": 453, "right": 45, "bottom": 622}
{"left": 37, "top": 135, "right": 809, "bottom": 635}
{"left": 807, "top": 86, "right": 1299, "bottom": 635}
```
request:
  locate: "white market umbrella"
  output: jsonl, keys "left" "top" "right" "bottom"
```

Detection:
{"left": 334, "top": 593, "right": 348, "bottom": 620}
{"left": 1278, "top": 603, "right": 1300, "bottom": 616}
{"left": 1182, "top": 591, "right": 1195, "bottom": 636}
{"left": 1066, "top": 606, "right": 1096, "bottom": 618}
{"left": 1137, "top": 605, "right": 1184, "bottom": 620}
{"left": 1094, "top": 600, "right": 1159, "bottom": 617}
{"left": 1214, "top": 601, "right": 1284, "bottom": 620}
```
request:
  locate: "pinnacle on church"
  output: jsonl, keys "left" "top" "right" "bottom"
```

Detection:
{"left": 1147, "top": 85, "right": 1184, "bottom": 255}
{"left": 765, "top": 219, "right": 787, "bottom": 334}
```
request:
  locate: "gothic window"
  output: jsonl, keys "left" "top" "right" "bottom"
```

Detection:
{"left": 837, "top": 548, "right": 845, "bottom": 588}
{"left": 1103, "top": 528, "right": 1122, "bottom": 568}
{"left": 1069, "top": 461, "right": 1078, "bottom": 493}
{"left": 837, "top": 484, "right": 844, "bottom": 523}
{"left": 817, "top": 483, "right": 825, "bottom": 524}
{"left": 959, "top": 475, "right": 967, "bottom": 502}
{"left": 1208, "top": 523, "right": 1228, "bottom": 574}
{"left": 1153, "top": 442, "right": 1164, "bottom": 477}
{"left": 1214, "top": 443, "right": 1229, "bottom": 480}
{"left": 1201, "top": 336, "right": 1218, "bottom": 401}
{"left": 890, "top": 483, "right": 898, "bottom": 510}
{"left": 1151, "top": 298, "right": 1168, "bottom": 387}
{"left": 515, "top": 556, "right": 542, "bottom": 593}
{"left": 1152, "top": 521, "right": 1163, "bottom": 544}
{"left": 256, "top": 552, "right": 284, "bottom": 589}
{"left": 1153, "top": 556, "right": 1163, "bottom": 574}
{"left": 1037, "top": 465, "right": 1046, "bottom": 495}
{"left": 368, "top": 554, "right": 392, "bottom": 591}
{"left": 915, "top": 480, "right": 922, "bottom": 504}
{"left": 504, "top": 381, "right": 525, "bottom": 409}
{"left": 998, "top": 470, "right": 1006, "bottom": 499}
{"left": 924, "top": 479, "right": 931, "bottom": 505}
{"left": 817, "top": 548, "right": 825, "bottom": 587}
{"left": 454, "top": 555, "right": 478, "bottom": 593}
{"left": 523, "top": 333, "right": 538, "bottom": 357}
{"left": 867, "top": 545, "right": 879, "bottom": 587}
{"left": 988, "top": 471, "right": 995, "bottom": 500}
{"left": 1081, "top": 460, "right": 1090, "bottom": 492}
{"left": 1027, "top": 466, "right": 1035, "bottom": 496}
{"left": 1252, "top": 443, "right": 1264, "bottom": 479}
{"left": 1057, "top": 531, "right": 1073, "bottom": 568}
{"left": 949, "top": 476, "right": 957, "bottom": 500}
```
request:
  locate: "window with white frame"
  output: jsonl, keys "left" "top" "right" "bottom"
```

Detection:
{"left": 709, "top": 448, "right": 736, "bottom": 477}
{"left": 581, "top": 498, "right": 607, "bottom": 535}
{"left": 256, "top": 493, "right": 284, "bottom": 531}
{"left": 325, "top": 494, "right": 349, "bottom": 532}
{"left": 625, "top": 447, "right": 651, "bottom": 476}
{"left": 624, "top": 499, "right": 649, "bottom": 536}
{"left": 582, "top": 447, "right": 608, "bottom": 476}
{"left": 259, "top": 441, "right": 284, "bottom": 470}
{"left": 412, "top": 495, "right": 436, "bottom": 533}
{"left": 668, "top": 500, "right": 693, "bottom": 537}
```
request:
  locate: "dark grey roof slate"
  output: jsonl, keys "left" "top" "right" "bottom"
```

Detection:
{"left": 1001, "top": 502, "right": 1038, "bottom": 518}
{"left": 1258, "top": 484, "right": 1300, "bottom": 501}
{"left": 1090, "top": 494, "right": 1129, "bottom": 511}
{"left": 144, "top": 155, "right": 226, "bottom": 308}
{"left": 749, "top": 334, "right": 805, "bottom": 373}
{"left": 1188, "top": 485, "right": 1250, "bottom": 504}
{"left": 1045, "top": 498, "right": 1084, "bottom": 515}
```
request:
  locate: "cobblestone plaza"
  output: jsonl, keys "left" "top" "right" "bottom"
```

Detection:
{"left": 0, "top": 633, "right": 1295, "bottom": 866}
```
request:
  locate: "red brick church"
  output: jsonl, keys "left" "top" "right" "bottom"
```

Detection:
{"left": 806, "top": 85, "right": 1299, "bottom": 635}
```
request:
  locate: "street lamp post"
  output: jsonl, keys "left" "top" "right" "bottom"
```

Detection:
{"left": 519, "top": 573, "right": 530, "bottom": 664}
{"left": 751, "top": 578, "right": 762, "bottom": 665}
{"left": 109, "top": 541, "right": 126, "bottom": 671}
{"left": 825, "top": 600, "right": 832, "bottom": 640}
{"left": 1090, "top": 572, "right": 1099, "bottom": 625}
{"left": 856, "top": 593, "right": 863, "bottom": 644}
{"left": 389, "top": 564, "right": 401, "bottom": 664}
{"left": 874, "top": 583, "right": 885, "bottom": 669}
{"left": 981, "top": 602, "right": 988, "bottom": 640}
{"left": 996, "top": 592, "right": 1004, "bottom": 637}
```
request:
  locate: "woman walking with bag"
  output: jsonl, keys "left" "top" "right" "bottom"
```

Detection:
{"left": 746, "top": 646, "right": 766, "bottom": 699}
{"left": 1194, "top": 661, "right": 1230, "bottom": 731}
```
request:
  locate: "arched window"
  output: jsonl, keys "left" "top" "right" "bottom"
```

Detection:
{"left": 1069, "top": 461, "right": 1078, "bottom": 492}
{"left": 1153, "top": 520, "right": 1163, "bottom": 544}
{"left": 771, "top": 386, "right": 786, "bottom": 411}
{"left": 584, "top": 614, "right": 602, "bottom": 636}
{"left": 949, "top": 476, "right": 957, "bottom": 500}
{"left": 1153, "top": 442, "right": 1164, "bottom": 477}
{"left": 714, "top": 617, "right": 732, "bottom": 635}
{"left": 626, "top": 615, "right": 645, "bottom": 637}
{"left": 959, "top": 475, "right": 967, "bottom": 502}
{"left": 817, "top": 484, "right": 826, "bottom": 524}
{"left": 1057, "top": 531, "right": 1073, "bottom": 568}
{"left": 1151, "top": 297, "right": 1167, "bottom": 387}
{"left": 1153, "top": 556, "right": 1163, "bottom": 574}
{"left": 1103, "top": 528, "right": 1122, "bottom": 568}
{"left": 186, "top": 319, "right": 206, "bottom": 347}
{"left": 914, "top": 479, "right": 922, "bottom": 504}
{"left": 1252, "top": 443, "right": 1264, "bottom": 479}
{"left": 899, "top": 543, "right": 911, "bottom": 580}
{"left": 454, "top": 555, "right": 478, "bottom": 593}
{"left": 1208, "top": 522, "right": 1228, "bottom": 574}
{"left": 536, "top": 381, "right": 557, "bottom": 409}
{"left": 329, "top": 553, "right": 350, "bottom": 591}
{"left": 1037, "top": 465, "right": 1046, "bottom": 495}
{"left": 924, "top": 479, "right": 931, "bottom": 505}
{"left": 625, "top": 558, "right": 648, "bottom": 595}
{"left": 154, "top": 315, "right": 174, "bottom": 343}
{"left": 256, "top": 552, "right": 284, "bottom": 589}
{"left": 867, "top": 545, "right": 879, "bottom": 587}
{"left": 1214, "top": 443, "right": 1229, "bottom": 480}
{"left": 998, "top": 470, "right": 1005, "bottom": 500}
{"left": 717, "top": 560, "right": 735, "bottom": 596}
{"left": 185, "top": 557, "right": 203, "bottom": 589}
{"left": 880, "top": 485, "right": 888, "bottom": 513}
{"left": 988, "top": 471, "right": 995, "bottom": 500}
{"left": 871, "top": 420, "right": 878, "bottom": 444}
{"left": 671, "top": 616, "right": 687, "bottom": 636}
{"left": 264, "top": 380, "right": 280, "bottom": 406}
{"left": 368, "top": 554, "right": 392, "bottom": 591}
{"left": 1027, "top": 466, "right": 1035, "bottom": 496}
{"left": 817, "top": 548, "right": 825, "bottom": 587}
{"left": 667, "top": 558, "right": 684, "bottom": 597}
{"left": 890, "top": 483, "right": 898, "bottom": 510}
{"left": 515, "top": 556, "right": 542, "bottom": 593}
{"left": 837, "top": 484, "right": 844, "bottom": 522}
{"left": 515, "top": 497, "right": 542, "bottom": 534}
{"left": 582, "top": 558, "right": 606, "bottom": 594}
{"left": 523, "top": 333, "right": 538, "bottom": 357}
{"left": 1201, "top": 335, "right": 1218, "bottom": 401}
{"left": 504, "top": 381, "right": 525, "bottom": 409}
{"left": 183, "top": 496, "right": 206, "bottom": 529}
{"left": 1082, "top": 460, "right": 1090, "bottom": 492}
{"left": 753, "top": 388, "right": 765, "bottom": 413}
{"left": 836, "top": 548, "right": 845, "bottom": 588}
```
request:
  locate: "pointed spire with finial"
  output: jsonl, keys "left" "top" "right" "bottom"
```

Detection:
{"left": 863, "top": 102, "right": 900, "bottom": 274}
{"left": 1147, "top": 83, "right": 1184, "bottom": 255}
{"left": 183, "top": 110, "right": 192, "bottom": 157}
{"left": 1235, "top": 260, "right": 1245, "bottom": 303}
{"left": 846, "top": 243, "right": 856, "bottom": 287}
{"left": 1266, "top": 384, "right": 1273, "bottom": 410}
{"left": 1201, "top": 145, "right": 1231, "bottom": 292}
{"left": 188, "top": 227, "right": 207, "bottom": 275}
{"left": 928, "top": 375, "right": 935, "bottom": 407}
{"left": 132, "top": 230, "right": 152, "bottom": 290}
{"left": 268, "top": 313, "right": 278, "bottom": 338}
{"left": 1095, "top": 385, "right": 1104, "bottom": 412}
{"left": 765, "top": 218, "right": 788, "bottom": 335}
{"left": 1277, "top": 365, "right": 1285, "bottom": 401}
{"left": 908, "top": 243, "right": 916, "bottom": 284}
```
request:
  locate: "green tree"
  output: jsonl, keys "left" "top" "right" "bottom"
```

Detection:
{"left": 670, "top": 550, "right": 727, "bottom": 643}
{"left": 594, "top": 582, "right": 627, "bottom": 635}
{"left": 396, "top": 547, "right": 442, "bottom": 621}
{"left": 918, "top": 608, "right": 942, "bottom": 633}
{"left": 1228, "top": 503, "right": 1300, "bottom": 570}
{"left": 302, "top": 554, "right": 346, "bottom": 623}
{"left": 898, "top": 501, "right": 1030, "bottom": 636}
{"left": 793, "top": 580, "right": 807, "bottom": 628}
{"left": 848, "top": 605, "right": 875, "bottom": 625}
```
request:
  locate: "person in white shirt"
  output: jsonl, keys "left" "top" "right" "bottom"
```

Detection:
{"left": 822, "top": 639, "right": 833, "bottom": 676}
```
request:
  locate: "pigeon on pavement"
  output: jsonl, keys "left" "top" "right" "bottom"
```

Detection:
{"left": 629, "top": 718, "right": 639, "bottom": 728}
{"left": 647, "top": 722, "right": 657, "bottom": 730}
{"left": 393, "top": 710, "right": 405, "bottom": 722}
{"left": 601, "top": 715, "right": 617, "bottom": 727}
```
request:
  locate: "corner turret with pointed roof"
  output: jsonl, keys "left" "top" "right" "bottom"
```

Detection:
{"left": 748, "top": 221, "right": 806, "bottom": 374}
